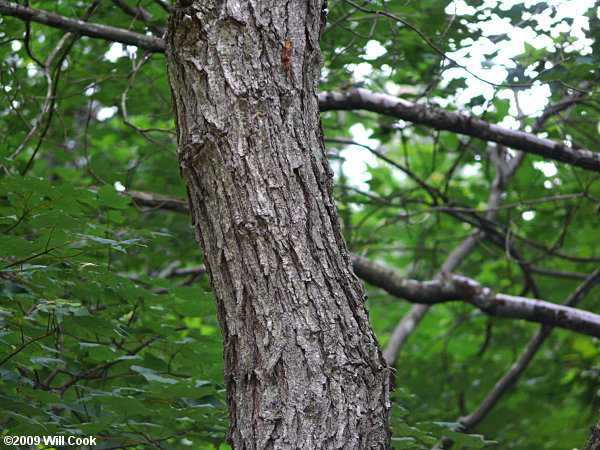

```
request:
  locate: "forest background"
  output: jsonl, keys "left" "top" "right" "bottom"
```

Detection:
{"left": 0, "top": 0, "right": 599, "bottom": 448}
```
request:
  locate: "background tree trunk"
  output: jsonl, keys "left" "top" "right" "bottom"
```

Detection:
{"left": 165, "top": 1, "right": 391, "bottom": 447}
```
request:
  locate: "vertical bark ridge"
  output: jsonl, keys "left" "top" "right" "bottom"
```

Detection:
{"left": 166, "top": 1, "right": 391, "bottom": 447}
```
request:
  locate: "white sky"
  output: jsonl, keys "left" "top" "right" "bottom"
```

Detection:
{"left": 338, "top": 0, "right": 596, "bottom": 190}
{"left": 91, "top": 1, "right": 595, "bottom": 192}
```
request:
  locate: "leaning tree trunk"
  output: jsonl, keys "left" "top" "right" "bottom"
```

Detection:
{"left": 165, "top": 0, "right": 391, "bottom": 448}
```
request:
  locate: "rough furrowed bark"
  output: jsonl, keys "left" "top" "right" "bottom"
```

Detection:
{"left": 165, "top": 1, "right": 391, "bottom": 448}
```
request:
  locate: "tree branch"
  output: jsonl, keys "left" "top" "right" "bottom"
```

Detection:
{"left": 0, "top": 1, "right": 165, "bottom": 53}
{"left": 383, "top": 146, "right": 526, "bottom": 365}
{"left": 437, "top": 266, "right": 600, "bottom": 449}
{"left": 0, "top": 330, "right": 54, "bottom": 367}
{"left": 382, "top": 233, "right": 480, "bottom": 365}
{"left": 125, "top": 189, "right": 189, "bottom": 213}
{"left": 2, "top": 2, "right": 597, "bottom": 172}
{"left": 352, "top": 255, "right": 600, "bottom": 338}
{"left": 319, "top": 88, "right": 600, "bottom": 172}
{"left": 111, "top": 0, "right": 166, "bottom": 38}
{"left": 110, "top": 187, "right": 599, "bottom": 337}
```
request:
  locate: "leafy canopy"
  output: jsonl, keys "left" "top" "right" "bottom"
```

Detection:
{"left": 0, "top": 0, "right": 598, "bottom": 448}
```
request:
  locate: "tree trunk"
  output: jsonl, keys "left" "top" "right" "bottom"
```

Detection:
{"left": 165, "top": 1, "right": 391, "bottom": 448}
{"left": 584, "top": 413, "right": 600, "bottom": 450}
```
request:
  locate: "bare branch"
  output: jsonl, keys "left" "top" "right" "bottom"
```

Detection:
{"left": 319, "top": 89, "right": 600, "bottom": 172}
{"left": 111, "top": 0, "right": 166, "bottom": 37}
{"left": 383, "top": 88, "right": 594, "bottom": 368}
{"left": 2, "top": 3, "right": 597, "bottom": 173}
{"left": 352, "top": 255, "right": 600, "bottom": 338}
{"left": 382, "top": 233, "right": 480, "bottom": 364}
{"left": 437, "top": 266, "right": 600, "bottom": 449}
{"left": 382, "top": 146, "right": 526, "bottom": 365}
{"left": 0, "top": 1, "right": 165, "bottom": 53}
{"left": 111, "top": 188, "right": 600, "bottom": 337}
{"left": 59, "top": 334, "right": 161, "bottom": 392}
{"left": 125, "top": 189, "right": 190, "bottom": 213}
{"left": 0, "top": 331, "right": 54, "bottom": 367}
{"left": 530, "top": 267, "right": 589, "bottom": 280}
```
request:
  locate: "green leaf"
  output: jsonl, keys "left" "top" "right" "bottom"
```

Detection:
{"left": 62, "top": 316, "right": 122, "bottom": 337}
{"left": 29, "top": 210, "right": 82, "bottom": 228}
{"left": 171, "top": 287, "right": 215, "bottom": 317}
{"left": 131, "top": 365, "right": 178, "bottom": 385}
{"left": 96, "top": 185, "right": 130, "bottom": 210}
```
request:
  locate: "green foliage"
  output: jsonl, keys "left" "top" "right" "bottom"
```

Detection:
{"left": 0, "top": 174, "right": 227, "bottom": 447}
{"left": 1, "top": 0, "right": 599, "bottom": 448}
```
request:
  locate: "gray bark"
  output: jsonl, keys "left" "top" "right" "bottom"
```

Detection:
{"left": 584, "top": 413, "right": 600, "bottom": 450}
{"left": 165, "top": 1, "right": 391, "bottom": 448}
{"left": 352, "top": 256, "right": 600, "bottom": 338}
{"left": 0, "top": 0, "right": 165, "bottom": 52}
{"left": 319, "top": 89, "right": 600, "bottom": 172}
